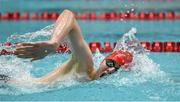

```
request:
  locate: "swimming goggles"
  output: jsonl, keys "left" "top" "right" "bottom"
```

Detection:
{"left": 100, "top": 59, "right": 120, "bottom": 77}
{"left": 106, "top": 59, "right": 120, "bottom": 70}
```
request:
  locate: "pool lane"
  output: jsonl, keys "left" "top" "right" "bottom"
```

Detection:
{"left": 0, "top": 20, "right": 180, "bottom": 43}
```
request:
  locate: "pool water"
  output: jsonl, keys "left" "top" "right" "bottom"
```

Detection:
{"left": 0, "top": 0, "right": 180, "bottom": 101}
{"left": 0, "top": 20, "right": 179, "bottom": 101}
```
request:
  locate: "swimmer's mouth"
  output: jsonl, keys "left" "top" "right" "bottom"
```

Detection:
{"left": 100, "top": 68, "right": 118, "bottom": 78}
{"left": 0, "top": 74, "right": 10, "bottom": 83}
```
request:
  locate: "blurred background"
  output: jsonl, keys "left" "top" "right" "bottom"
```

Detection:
{"left": 0, "top": 0, "right": 180, "bottom": 101}
{"left": 0, "top": 0, "right": 180, "bottom": 43}
{"left": 1, "top": 0, "right": 180, "bottom": 12}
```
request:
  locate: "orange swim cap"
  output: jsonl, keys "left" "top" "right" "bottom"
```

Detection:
{"left": 105, "top": 50, "right": 133, "bottom": 66}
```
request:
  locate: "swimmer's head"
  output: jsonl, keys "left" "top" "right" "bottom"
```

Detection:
{"left": 98, "top": 50, "right": 133, "bottom": 77}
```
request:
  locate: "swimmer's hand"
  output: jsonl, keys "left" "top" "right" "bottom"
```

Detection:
{"left": 15, "top": 41, "right": 58, "bottom": 61}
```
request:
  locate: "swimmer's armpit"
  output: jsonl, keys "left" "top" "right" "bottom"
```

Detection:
{"left": 0, "top": 74, "right": 10, "bottom": 83}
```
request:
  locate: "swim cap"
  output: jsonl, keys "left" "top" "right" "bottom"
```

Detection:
{"left": 104, "top": 50, "right": 133, "bottom": 66}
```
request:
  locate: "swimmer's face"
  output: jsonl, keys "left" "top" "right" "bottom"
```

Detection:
{"left": 99, "top": 59, "right": 119, "bottom": 77}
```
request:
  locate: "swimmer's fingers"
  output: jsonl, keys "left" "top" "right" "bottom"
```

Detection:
{"left": 16, "top": 54, "right": 35, "bottom": 59}
{"left": 14, "top": 50, "right": 34, "bottom": 56}
{"left": 16, "top": 46, "right": 35, "bottom": 51}
{"left": 31, "top": 56, "right": 46, "bottom": 62}
{"left": 31, "top": 57, "right": 40, "bottom": 62}
{"left": 17, "top": 42, "right": 36, "bottom": 47}
{"left": 15, "top": 47, "right": 35, "bottom": 55}
{"left": 15, "top": 49, "right": 37, "bottom": 58}
{"left": 16, "top": 53, "right": 44, "bottom": 61}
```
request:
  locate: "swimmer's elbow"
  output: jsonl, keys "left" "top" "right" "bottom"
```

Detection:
{"left": 63, "top": 9, "right": 73, "bottom": 14}
{"left": 61, "top": 9, "right": 75, "bottom": 28}
{"left": 63, "top": 9, "right": 75, "bottom": 20}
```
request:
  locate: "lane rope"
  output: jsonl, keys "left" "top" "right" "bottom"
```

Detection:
{"left": 0, "top": 11, "right": 180, "bottom": 21}
{"left": 0, "top": 41, "right": 180, "bottom": 55}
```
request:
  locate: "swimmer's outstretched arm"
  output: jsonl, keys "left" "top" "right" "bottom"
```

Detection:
{"left": 15, "top": 9, "right": 100, "bottom": 83}
{"left": 15, "top": 10, "right": 74, "bottom": 61}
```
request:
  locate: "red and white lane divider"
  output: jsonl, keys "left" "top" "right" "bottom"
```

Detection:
{"left": 0, "top": 11, "right": 180, "bottom": 21}
{"left": 90, "top": 41, "right": 180, "bottom": 53}
{"left": 0, "top": 41, "right": 180, "bottom": 55}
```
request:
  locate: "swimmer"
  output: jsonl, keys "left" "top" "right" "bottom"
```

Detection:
{"left": 10, "top": 9, "right": 133, "bottom": 83}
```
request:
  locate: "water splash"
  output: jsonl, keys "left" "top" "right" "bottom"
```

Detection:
{"left": 0, "top": 56, "right": 35, "bottom": 95}
{"left": 0, "top": 26, "right": 168, "bottom": 95}
{"left": 93, "top": 49, "right": 105, "bottom": 69}
{"left": 7, "top": 24, "right": 54, "bottom": 43}
{"left": 94, "top": 28, "right": 167, "bottom": 87}
{"left": 0, "top": 25, "right": 77, "bottom": 95}
{"left": 114, "top": 27, "right": 146, "bottom": 54}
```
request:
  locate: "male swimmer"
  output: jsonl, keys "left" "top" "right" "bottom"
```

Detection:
{"left": 1, "top": 10, "right": 133, "bottom": 83}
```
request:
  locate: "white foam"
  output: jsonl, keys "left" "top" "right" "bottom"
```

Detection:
{"left": 94, "top": 28, "right": 167, "bottom": 87}
{"left": 0, "top": 26, "right": 168, "bottom": 95}
{"left": 7, "top": 24, "right": 54, "bottom": 43}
